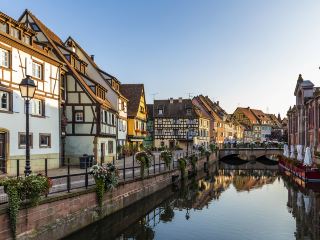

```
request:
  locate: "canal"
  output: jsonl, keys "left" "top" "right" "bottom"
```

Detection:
{"left": 65, "top": 161, "right": 320, "bottom": 240}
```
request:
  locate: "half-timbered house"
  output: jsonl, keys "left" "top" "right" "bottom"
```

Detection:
{"left": 0, "top": 11, "right": 62, "bottom": 174}
{"left": 19, "top": 10, "right": 120, "bottom": 164}
{"left": 153, "top": 98, "right": 210, "bottom": 150}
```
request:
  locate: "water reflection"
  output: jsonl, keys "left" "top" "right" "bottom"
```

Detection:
{"left": 65, "top": 163, "right": 320, "bottom": 240}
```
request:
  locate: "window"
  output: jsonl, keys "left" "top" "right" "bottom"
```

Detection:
{"left": 135, "top": 120, "right": 139, "bottom": 129}
{"left": 24, "top": 35, "right": 31, "bottom": 45}
{"left": 0, "top": 91, "right": 9, "bottom": 111}
{"left": 39, "top": 134, "right": 51, "bottom": 148}
{"left": 0, "top": 22, "right": 8, "bottom": 33}
{"left": 108, "top": 141, "right": 113, "bottom": 154}
{"left": 0, "top": 48, "right": 9, "bottom": 68}
{"left": 18, "top": 133, "right": 33, "bottom": 149}
{"left": 30, "top": 99, "right": 43, "bottom": 116}
{"left": 32, "top": 61, "right": 42, "bottom": 79}
{"left": 10, "top": 27, "right": 20, "bottom": 39}
{"left": 30, "top": 23, "right": 40, "bottom": 32}
{"left": 140, "top": 106, "right": 144, "bottom": 113}
{"left": 75, "top": 111, "right": 84, "bottom": 122}
{"left": 186, "top": 108, "right": 192, "bottom": 115}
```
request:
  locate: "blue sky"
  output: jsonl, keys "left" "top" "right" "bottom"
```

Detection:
{"left": 2, "top": 0, "right": 320, "bottom": 117}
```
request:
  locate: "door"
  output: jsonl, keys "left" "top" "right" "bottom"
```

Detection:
{"left": 101, "top": 143, "right": 105, "bottom": 164}
{"left": 0, "top": 133, "right": 6, "bottom": 173}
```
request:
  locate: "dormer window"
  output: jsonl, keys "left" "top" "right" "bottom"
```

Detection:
{"left": 186, "top": 108, "right": 192, "bottom": 115}
{"left": 30, "top": 23, "right": 40, "bottom": 32}
{"left": 24, "top": 35, "right": 31, "bottom": 45}
{"left": 10, "top": 27, "right": 20, "bottom": 39}
{"left": 158, "top": 105, "right": 163, "bottom": 115}
{"left": 0, "top": 21, "right": 8, "bottom": 33}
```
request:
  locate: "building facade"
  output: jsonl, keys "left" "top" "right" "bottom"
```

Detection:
{"left": 0, "top": 11, "right": 62, "bottom": 174}
{"left": 153, "top": 98, "right": 210, "bottom": 150}
{"left": 287, "top": 74, "right": 320, "bottom": 152}
{"left": 120, "top": 84, "right": 147, "bottom": 151}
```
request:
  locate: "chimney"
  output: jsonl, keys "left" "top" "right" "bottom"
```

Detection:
{"left": 178, "top": 97, "right": 183, "bottom": 103}
{"left": 169, "top": 98, "right": 174, "bottom": 104}
{"left": 91, "top": 55, "right": 95, "bottom": 61}
{"left": 216, "top": 101, "right": 219, "bottom": 106}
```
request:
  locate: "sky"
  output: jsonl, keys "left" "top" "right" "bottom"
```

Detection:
{"left": 2, "top": 0, "right": 320, "bottom": 117}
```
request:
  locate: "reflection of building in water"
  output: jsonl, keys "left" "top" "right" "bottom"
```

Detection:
{"left": 285, "top": 180, "right": 320, "bottom": 240}
{"left": 179, "top": 169, "right": 277, "bottom": 211}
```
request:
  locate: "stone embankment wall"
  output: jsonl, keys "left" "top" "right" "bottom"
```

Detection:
{"left": 0, "top": 154, "right": 216, "bottom": 240}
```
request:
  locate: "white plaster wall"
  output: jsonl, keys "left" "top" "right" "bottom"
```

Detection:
{"left": 0, "top": 42, "right": 60, "bottom": 161}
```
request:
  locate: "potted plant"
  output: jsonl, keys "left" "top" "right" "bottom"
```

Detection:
{"left": 160, "top": 149, "right": 173, "bottom": 169}
{"left": 189, "top": 154, "right": 198, "bottom": 172}
{"left": 178, "top": 158, "right": 187, "bottom": 179}
{"left": 90, "top": 163, "right": 119, "bottom": 208}
{"left": 136, "top": 151, "right": 152, "bottom": 179}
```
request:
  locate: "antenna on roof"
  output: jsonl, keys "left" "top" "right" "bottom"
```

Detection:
{"left": 266, "top": 106, "right": 269, "bottom": 113}
{"left": 151, "top": 93, "right": 159, "bottom": 101}
{"left": 187, "top": 93, "right": 194, "bottom": 99}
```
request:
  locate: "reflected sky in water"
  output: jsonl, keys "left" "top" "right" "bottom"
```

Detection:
{"left": 66, "top": 163, "right": 320, "bottom": 240}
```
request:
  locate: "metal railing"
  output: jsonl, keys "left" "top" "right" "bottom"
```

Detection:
{"left": 0, "top": 150, "right": 209, "bottom": 205}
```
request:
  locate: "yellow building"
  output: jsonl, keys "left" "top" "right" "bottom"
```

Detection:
{"left": 120, "top": 84, "right": 147, "bottom": 151}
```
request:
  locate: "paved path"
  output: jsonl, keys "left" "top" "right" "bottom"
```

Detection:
{"left": 0, "top": 150, "right": 201, "bottom": 204}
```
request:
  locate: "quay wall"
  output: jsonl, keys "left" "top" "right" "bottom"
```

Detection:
{"left": 0, "top": 154, "right": 216, "bottom": 240}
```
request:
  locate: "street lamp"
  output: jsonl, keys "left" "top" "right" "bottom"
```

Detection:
{"left": 19, "top": 75, "right": 36, "bottom": 176}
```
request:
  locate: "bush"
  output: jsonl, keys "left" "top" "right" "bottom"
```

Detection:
{"left": 0, "top": 174, "right": 52, "bottom": 238}
{"left": 136, "top": 151, "right": 152, "bottom": 179}
{"left": 178, "top": 158, "right": 187, "bottom": 179}
{"left": 189, "top": 155, "right": 198, "bottom": 172}
{"left": 90, "top": 163, "right": 119, "bottom": 208}
{"left": 160, "top": 150, "right": 173, "bottom": 169}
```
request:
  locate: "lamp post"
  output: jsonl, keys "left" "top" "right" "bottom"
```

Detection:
{"left": 19, "top": 75, "right": 36, "bottom": 176}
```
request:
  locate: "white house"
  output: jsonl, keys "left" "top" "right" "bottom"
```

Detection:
{"left": 19, "top": 10, "right": 128, "bottom": 164}
{"left": 0, "top": 11, "right": 62, "bottom": 175}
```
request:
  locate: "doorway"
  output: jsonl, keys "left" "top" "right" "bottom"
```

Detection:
{"left": 0, "top": 133, "right": 6, "bottom": 173}
{"left": 101, "top": 143, "right": 105, "bottom": 164}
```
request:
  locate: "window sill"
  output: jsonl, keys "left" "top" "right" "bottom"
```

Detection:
{"left": 0, "top": 110, "right": 13, "bottom": 114}
{"left": 18, "top": 146, "right": 34, "bottom": 149}
{"left": 39, "top": 146, "right": 51, "bottom": 148}
{"left": 31, "top": 115, "right": 45, "bottom": 118}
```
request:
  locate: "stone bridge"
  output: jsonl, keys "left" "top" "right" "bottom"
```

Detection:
{"left": 218, "top": 148, "right": 283, "bottom": 161}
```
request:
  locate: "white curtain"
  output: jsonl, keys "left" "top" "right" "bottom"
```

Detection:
{"left": 290, "top": 145, "right": 295, "bottom": 159}
{"left": 283, "top": 144, "right": 289, "bottom": 157}
{"left": 303, "top": 147, "right": 312, "bottom": 166}
{"left": 297, "top": 145, "right": 303, "bottom": 161}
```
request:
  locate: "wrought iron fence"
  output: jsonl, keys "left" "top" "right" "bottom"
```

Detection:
{"left": 0, "top": 150, "right": 209, "bottom": 205}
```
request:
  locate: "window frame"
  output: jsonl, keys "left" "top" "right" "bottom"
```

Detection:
{"left": 32, "top": 61, "right": 43, "bottom": 80}
{"left": 108, "top": 141, "right": 114, "bottom": 154}
{"left": 30, "top": 98, "right": 45, "bottom": 117}
{"left": 0, "top": 90, "right": 12, "bottom": 112}
{"left": 39, "top": 133, "right": 51, "bottom": 148}
{"left": 18, "top": 132, "right": 33, "bottom": 149}
{"left": 0, "top": 47, "right": 10, "bottom": 69}
{"left": 74, "top": 110, "right": 84, "bottom": 122}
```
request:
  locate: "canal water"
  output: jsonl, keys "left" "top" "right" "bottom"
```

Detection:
{"left": 65, "top": 161, "right": 320, "bottom": 240}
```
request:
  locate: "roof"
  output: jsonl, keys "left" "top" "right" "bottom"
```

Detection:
{"left": 294, "top": 74, "right": 314, "bottom": 96}
{"left": 235, "top": 107, "right": 259, "bottom": 124}
{"left": 147, "top": 104, "right": 154, "bottom": 118}
{"left": 22, "top": 10, "right": 64, "bottom": 44}
{"left": 250, "top": 109, "right": 271, "bottom": 124}
{"left": 153, "top": 98, "right": 199, "bottom": 118}
{"left": 21, "top": 10, "right": 112, "bottom": 109}
{"left": 195, "top": 95, "right": 223, "bottom": 121}
{"left": 266, "top": 114, "right": 282, "bottom": 127}
{"left": 120, "top": 84, "right": 145, "bottom": 117}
